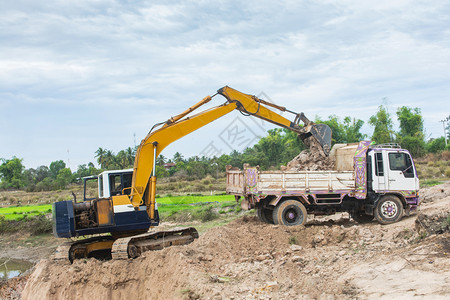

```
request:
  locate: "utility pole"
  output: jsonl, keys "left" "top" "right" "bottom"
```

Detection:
{"left": 440, "top": 115, "right": 450, "bottom": 146}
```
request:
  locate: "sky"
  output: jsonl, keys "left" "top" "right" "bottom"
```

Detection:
{"left": 1, "top": 0, "right": 449, "bottom": 171}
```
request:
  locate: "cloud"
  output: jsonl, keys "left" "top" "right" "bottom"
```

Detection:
{"left": 1, "top": 0, "right": 449, "bottom": 169}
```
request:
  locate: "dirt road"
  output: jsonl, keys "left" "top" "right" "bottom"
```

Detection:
{"left": 19, "top": 182, "right": 450, "bottom": 299}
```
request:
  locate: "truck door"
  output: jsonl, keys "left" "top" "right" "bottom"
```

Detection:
{"left": 386, "top": 151, "right": 417, "bottom": 191}
{"left": 368, "top": 151, "right": 387, "bottom": 191}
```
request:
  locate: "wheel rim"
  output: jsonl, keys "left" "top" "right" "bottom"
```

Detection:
{"left": 381, "top": 200, "right": 398, "bottom": 218}
{"left": 284, "top": 207, "right": 302, "bottom": 224}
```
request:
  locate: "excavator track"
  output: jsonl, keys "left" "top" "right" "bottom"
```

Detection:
{"left": 54, "top": 241, "right": 73, "bottom": 261}
{"left": 111, "top": 227, "right": 199, "bottom": 260}
{"left": 54, "top": 227, "right": 199, "bottom": 263}
{"left": 53, "top": 236, "right": 115, "bottom": 263}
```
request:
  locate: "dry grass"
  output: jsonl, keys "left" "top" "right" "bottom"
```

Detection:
{"left": 415, "top": 151, "right": 450, "bottom": 185}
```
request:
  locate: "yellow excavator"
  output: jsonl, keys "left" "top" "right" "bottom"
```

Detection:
{"left": 53, "top": 86, "right": 331, "bottom": 261}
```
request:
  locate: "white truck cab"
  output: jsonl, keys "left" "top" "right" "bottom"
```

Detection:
{"left": 367, "top": 144, "right": 419, "bottom": 193}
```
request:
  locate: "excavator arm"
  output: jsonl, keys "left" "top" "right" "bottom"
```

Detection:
{"left": 127, "top": 86, "right": 332, "bottom": 219}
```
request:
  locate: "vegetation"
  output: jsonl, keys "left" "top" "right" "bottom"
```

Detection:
{"left": 0, "top": 195, "right": 240, "bottom": 232}
{"left": 1, "top": 107, "right": 449, "bottom": 193}
{"left": 368, "top": 105, "right": 394, "bottom": 144}
{"left": 0, "top": 204, "right": 52, "bottom": 220}
{"left": 0, "top": 215, "right": 52, "bottom": 235}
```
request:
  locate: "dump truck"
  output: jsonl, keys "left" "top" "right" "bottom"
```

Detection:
{"left": 226, "top": 141, "right": 420, "bottom": 225}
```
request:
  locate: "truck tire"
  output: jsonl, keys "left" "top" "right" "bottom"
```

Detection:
{"left": 273, "top": 200, "right": 307, "bottom": 226}
{"left": 351, "top": 211, "right": 374, "bottom": 223}
{"left": 374, "top": 195, "right": 404, "bottom": 224}
{"left": 256, "top": 205, "right": 274, "bottom": 224}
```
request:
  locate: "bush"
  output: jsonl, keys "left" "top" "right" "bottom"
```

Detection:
{"left": 426, "top": 137, "right": 446, "bottom": 153}
{"left": 446, "top": 167, "right": 450, "bottom": 178}
{"left": 0, "top": 215, "right": 52, "bottom": 235}
{"left": 201, "top": 175, "right": 215, "bottom": 186}
{"left": 193, "top": 206, "right": 218, "bottom": 222}
{"left": 443, "top": 151, "right": 450, "bottom": 161}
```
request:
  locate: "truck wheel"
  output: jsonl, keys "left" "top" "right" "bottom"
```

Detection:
{"left": 374, "top": 195, "right": 404, "bottom": 224}
{"left": 273, "top": 200, "right": 307, "bottom": 226}
{"left": 256, "top": 205, "right": 274, "bottom": 224}
{"left": 351, "top": 211, "right": 374, "bottom": 223}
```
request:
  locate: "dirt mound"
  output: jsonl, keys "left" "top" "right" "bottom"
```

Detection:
{"left": 23, "top": 213, "right": 449, "bottom": 299}
{"left": 286, "top": 138, "right": 335, "bottom": 171}
{"left": 0, "top": 275, "right": 28, "bottom": 300}
{"left": 21, "top": 183, "right": 450, "bottom": 299}
{"left": 419, "top": 181, "right": 450, "bottom": 203}
{"left": 415, "top": 212, "right": 450, "bottom": 235}
{"left": 22, "top": 216, "right": 359, "bottom": 299}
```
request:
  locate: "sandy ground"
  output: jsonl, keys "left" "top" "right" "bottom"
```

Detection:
{"left": 0, "top": 182, "right": 447, "bottom": 299}
{"left": 13, "top": 182, "right": 448, "bottom": 299}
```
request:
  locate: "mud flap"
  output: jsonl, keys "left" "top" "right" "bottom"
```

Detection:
{"left": 240, "top": 197, "right": 250, "bottom": 210}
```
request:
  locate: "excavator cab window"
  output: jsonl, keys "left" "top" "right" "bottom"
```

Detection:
{"left": 83, "top": 176, "right": 99, "bottom": 201}
{"left": 109, "top": 174, "right": 122, "bottom": 196}
{"left": 122, "top": 173, "right": 132, "bottom": 195}
{"left": 109, "top": 173, "right": 133, "bottom": 196}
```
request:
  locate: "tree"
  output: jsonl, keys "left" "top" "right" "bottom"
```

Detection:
{"left": 342, "top": 117, "right": 366, "bottom": 143}
{"left": 49, "top": 160, "right": 66, "bottom": 179}
{"left": 95, "top": 147, "right": 107, "bottom": 169}
{"left": 0, "top": 157, "right": 25, "bottom": 189}
{"left": 35, "top": 166, "right": 50, "bottom": 183}
{"left": 173, "top": 152, "right": 185, "bottom": 164}
{"left": 369, "top": 105, "right": 394, "bottom": 144}
{"left": 316, "top": 115, "right": 365, "bottom": 144}
{"left": 396, "top": 107, "right": 424, "bottom": 137}
{"left": 125, "top": 147, "right": 136, "bottom": 165}
{"left": 116, "top": 150, "right": 133, "bottom": 169}
{"left": 55, "top": 168, "right": 73, "bottom": 189}
{"left": 396, "top": 106, "right": 425, "bottom": 157}
{"left": 316, "top": 115, "right": 345, "bottom": 144}
{"left": 426, "top": 137, "right": 446, "bottom": 153}
{"left": 103, "top": 150, "right": 117, "bottom": 169}
{"left": 156, "top": 155, "right": 167, "bottom": 166}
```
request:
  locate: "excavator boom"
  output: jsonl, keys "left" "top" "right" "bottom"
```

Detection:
{"left": 130, "top": 86, "right": 332, "bottom": 213}
{"left": 53, "top": 86, "right": 332, "bottom": 262}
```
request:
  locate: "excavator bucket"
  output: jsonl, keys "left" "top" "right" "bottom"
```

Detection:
{"left": 310, "top": 124, "right": 332, "bottom": 156}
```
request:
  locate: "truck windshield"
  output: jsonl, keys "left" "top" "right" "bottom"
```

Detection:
{"left": 388, "top": 152, "right": 414, "bottom": 177}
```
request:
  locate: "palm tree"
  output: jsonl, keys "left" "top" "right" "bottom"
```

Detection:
{"left": 104, "top": 150, "right": 116, "bottom": 170}
{"left": 125, "top": 147, "right": 135, "bottom": 167}
{"left": 116, "top": 150, "right": 128, "bottom": 169}
{"left": 95, "top": 147, "right": 106, "bottom": 169}
{"left": 156, "top": 155, "right": 166, "bottom": 166}
{"left": 173, "top": 152, "right": 184, "bottom": 164}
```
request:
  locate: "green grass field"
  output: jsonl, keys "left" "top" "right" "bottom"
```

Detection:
{"left": 0, "top": 195, "right": 237, "bottom": 221}
{"left": 0, "top": 204, "right": 52, "bottom": 220}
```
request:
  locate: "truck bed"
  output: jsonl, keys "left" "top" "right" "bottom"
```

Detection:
{"left": 226, "top": 167, "right": 355, "bottom": 196}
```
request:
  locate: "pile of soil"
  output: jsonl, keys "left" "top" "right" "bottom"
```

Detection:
{"left": 0, "top": 275, "right": 29, "bottom": 300}
{"left": 419, "top": 181, "right": 450, "bottom": 203}
{"left": 21, "top": 183, "right": 450, "bottom": 299}
{"left": 415, "top": 212, "right": 450, "bottom": 235}
{"left": 286, "top": 137, "right": 335, "bottom": 171}
{"left": 12, "top": 182, "right": 450, "bottom": 299}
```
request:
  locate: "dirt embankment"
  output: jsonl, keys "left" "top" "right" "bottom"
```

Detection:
{"left": 21, "top": 183, "right": 450, "bottom": 300}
